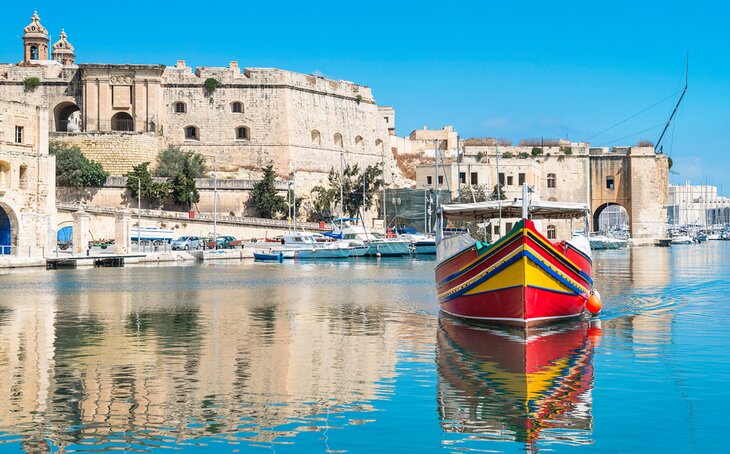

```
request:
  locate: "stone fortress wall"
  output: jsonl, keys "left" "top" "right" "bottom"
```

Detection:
{"left": 0, "top": 12, "right": 398, "bottom": 193}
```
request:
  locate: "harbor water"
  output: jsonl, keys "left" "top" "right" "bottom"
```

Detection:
{"left": 0, "top": 241, "right": 728, "bottom": 452}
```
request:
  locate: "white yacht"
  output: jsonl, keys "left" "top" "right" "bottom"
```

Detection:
{"left": 335, "top": 224, "right": 411, "bottom": 257}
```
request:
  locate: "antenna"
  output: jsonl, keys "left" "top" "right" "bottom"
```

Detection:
{"left": 656, "top": 52, "right": 689, "bottom": 152}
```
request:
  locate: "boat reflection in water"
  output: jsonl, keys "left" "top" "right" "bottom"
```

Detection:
{"left": 436, "top": 315, "right": 600, "bottom": 451}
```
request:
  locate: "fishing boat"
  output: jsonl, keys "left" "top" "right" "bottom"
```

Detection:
{"left": 396, "top": 229, "right": 436, "bottom": 255}
{"left": 436, "top": 316, "right": 599, "bottom": 448}
{"left": 435, "top": 184, "right": 601, "bottom": 326}
{"left": 333, "top": 223, "right": 411, "bottom": 257}
{"left": 253, "top": 232, "right": 351, "bottom": 260}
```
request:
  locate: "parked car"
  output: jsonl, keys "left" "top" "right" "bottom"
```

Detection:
{"left": 171, "top": 236, "right": 202, "bottom": 250}
{"left": 205, "top": 235, "right": 236, "bottom": 249}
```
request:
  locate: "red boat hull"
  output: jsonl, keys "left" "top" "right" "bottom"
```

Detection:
{"left": 435, "top": 219, "right": 593, "bottom": 326}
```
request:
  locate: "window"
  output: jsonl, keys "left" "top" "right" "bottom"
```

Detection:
{"left": 459, "top": 172, "right": 466, "bottom": 184}
{"left": 506, "top": 222, "right": 513, "bottom": 232}
{"left": 19, "top": 165, "right": 28, "bottom": 189}
{"left": 498, "top": 173, "right": 505, "bottom": 186}
{"left": 547, "top": 225, "right": 557, "bottom": 240}
{"left": 547, "top": 173, "right": 556, "bottom": 189}
{"left": 507, "top": 175, "right": 514, "bottom": 186}
{"left": 15, "top": 126, "right": 23, "bottom": 144}
{"left": 111, "top": 112, "right": 134, "bottom": 131}
{"left": 30, "top": 46, "right": 38, "bottom": 60}
{"left": 519, "top": 173, "right": 526, "bottom": 186}
{"left": 236, "top": 126, "right": 250, "bottom": 140}
{"left": 185, "top": 126, "right": 199, "bottom": 140}
{"left": 426, "top": 176, "right": 432, "bottom": 185}
{"left": 0, "top": 161, "right": 10, "bottom": 187}
{"left": 174, "top": 102, "right": 186, "bottom": 113}
{"left": 355, "top": 135, "right": 364, "bottom": 149}
{"left": 231, "top": 102, "right": 243, "bottom": 113}
{"left": 334, "top": 133, "right": 343, "bottom": 148}
{"left": 606, "top": 176, "right": 615, "bottom": 190}
{"left": 470, "top": 172, "right": 478, "bottom": 185}
{"left": 493, "top": 225, "right": 501, "bottom": 236}
{"left": 438, "top": 175, "right": 443, "bottom": 185}
{"left": 311, "top": 129, "right": 321, "bottom": 145}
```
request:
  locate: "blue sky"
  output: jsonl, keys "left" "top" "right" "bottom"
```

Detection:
{"left": 1, "top": 1, "right": 727, "bottom": 192}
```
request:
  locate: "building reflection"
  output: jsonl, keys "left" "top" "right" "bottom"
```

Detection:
{"left": 0, "top": 273, "right": 434, "bottom": 452}
{"left": 436, "top": 316, "right": 600, "bottom": 450}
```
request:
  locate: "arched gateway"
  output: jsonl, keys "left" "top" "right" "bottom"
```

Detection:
{"left": 0, "top": 204, "right": 18, "bottom": 255}
{"left": 593, "top": 202, "right": 629, "bottom": 234}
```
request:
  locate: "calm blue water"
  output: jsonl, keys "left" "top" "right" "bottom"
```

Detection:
{"left": 0, "top": 242, "right": 728, "bottom": 453}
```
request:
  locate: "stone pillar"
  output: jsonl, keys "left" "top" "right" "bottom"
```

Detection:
{"left": 72, "top": 209, "right": 89, "bottom": 255}
{"left": 115, "top": 210, "right": 131, "bottom": 254}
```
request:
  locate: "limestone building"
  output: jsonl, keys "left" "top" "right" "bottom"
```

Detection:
{"left": 668, "top": 182, "right": 730, "bottom": 226}
{"left": 415, "top": 140, "right": 669, "bottom": 241}
{"left": 0, "top": 12, "right": 396, "bottom": 188}
{"left": 0, "top": 100, "right": 57, "bottom": 256}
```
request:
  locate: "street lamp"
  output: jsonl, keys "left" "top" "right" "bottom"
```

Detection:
{"left": 128, "top": 175, "right": 141, "bottom": 252}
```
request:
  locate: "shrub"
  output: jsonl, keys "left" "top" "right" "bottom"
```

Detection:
{"left": 23, "top": 77, "right": 40, "bottom": 91}
{"left": 125, "top": 162, "right": 169, "bottom": 207}
{"left": 251, "top": 165, "right": 287, "bottom": 219}
{"left": 517, "top": 152, "right": 530, "bottom": 159}
{"left": 501, "top": 151, "right": 513, "bottom": 159}
{"left": 203, "top": 78, "right": 220, "bottom": 94}
{"left": 50, "top": 141, "right": 109, "bottom": 187}
{"left": 155, "top": 147, "right": 206, "bottom": 178}
{"left": 476, "top": 151, "right": 485, "bottom": 162}
{"left": 355, "top": 94, "right": 363, "bottom": 104}
{"left": 636, "top": 140, "right": 655, "bottom": 147}
{"left": 564, "top": 147, "right": 573, "bottom": 155}
{"left": 531, "top": 147, "right": 543, "bottom": 157}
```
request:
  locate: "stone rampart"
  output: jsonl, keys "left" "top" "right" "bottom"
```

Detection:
{"left": 50, "top": 132, "right": 162, "bottom": 175}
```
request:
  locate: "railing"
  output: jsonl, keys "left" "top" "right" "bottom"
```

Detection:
{"left": 56, "top": 203, "right": 325, "bottom": 230}
{"left": 111, "top": 118, "right": 135, "bottom": 132}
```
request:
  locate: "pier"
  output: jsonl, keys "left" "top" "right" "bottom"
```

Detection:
{"left": 45, "top": 253, "right": 146, "bottom": 269}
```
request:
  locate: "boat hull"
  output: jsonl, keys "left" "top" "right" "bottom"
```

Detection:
{"left": 365, "top": 240, "right": 411, "bottom": 257}
{"left": 435, "top": 219, "right": 592, "bottom": 326}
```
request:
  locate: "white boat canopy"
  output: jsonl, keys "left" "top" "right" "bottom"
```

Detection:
{"left": 439, "top": 200, "right": 590, "bottom": 221}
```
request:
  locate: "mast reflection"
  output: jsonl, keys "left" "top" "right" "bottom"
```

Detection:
{"left": 436, "top": 316, "right": 600, "bottom": 450}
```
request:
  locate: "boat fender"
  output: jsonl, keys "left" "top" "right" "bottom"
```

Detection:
{"left": 586, "top": 290, "right": 602, "bottom": 315}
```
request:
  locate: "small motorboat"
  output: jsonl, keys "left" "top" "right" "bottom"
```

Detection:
{"left": 589, "top": 235, "right": 627, "bottom": 250}
{"left": 670, "top": 235, "right": 693, "bottom": 245}
{"left": 654, "top": 238, "right": 672, "bottom": 247}
{"left": 253, "top": 250, "right": 286, "bottom": 262}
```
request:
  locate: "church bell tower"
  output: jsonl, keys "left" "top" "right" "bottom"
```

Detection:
{"left": 22, "top": 11, "right": 49, "bottom": 64}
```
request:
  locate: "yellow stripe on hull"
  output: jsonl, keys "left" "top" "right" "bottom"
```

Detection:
{"left": 465, "top": 255, "right": 525, "bottom": 296}
{"left": 524, "top": 257, "right": 575, "bottom": 294}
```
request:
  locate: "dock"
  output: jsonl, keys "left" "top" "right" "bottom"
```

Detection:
{"left": 46, "top": 254, "right": 147, "bottom": 269}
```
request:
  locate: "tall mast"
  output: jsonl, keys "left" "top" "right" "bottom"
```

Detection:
{"left": 656, "top": 52, "right": 689, "bottom": 152}
{"left": 434, "top": 139, "right": 439, "bottom": 232}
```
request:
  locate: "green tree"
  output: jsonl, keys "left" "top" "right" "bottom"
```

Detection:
{"left": 50, "top": 141, "right": 109, "bottom": 187}
{"left": 251, "top": 165, "right": 286, "bottom": 218}
{"left": 125, "top": 162, "right": 169, "bottom": 208}
{"left": 167, "top": 157, "right": 200, "bottom": 209}
{"left": 531, "top": 147, "right": 543, "bottom": 157}
{"left": 155, "top": 147, "right": 206, "bottom": 178}
{"left": 491, "top": 184, "right": 507, "bottom": 201}
{"left": 309, "top": 164, "right": 383, "bottom": 219}
{"left": 309, "top": 184, "right": 337, "bottom": 221}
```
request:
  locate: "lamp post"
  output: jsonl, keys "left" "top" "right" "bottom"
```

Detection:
{"left": 128, "top": 175, "right": 141, "bottom": 252}
{"left": 213, "top": 156, "right": 217, "bottom": 249}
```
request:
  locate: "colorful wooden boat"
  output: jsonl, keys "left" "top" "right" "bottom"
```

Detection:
{"left": 436, "top": 316, "right": 599, "bottom": 447}
{"left": 435, "top": 192, "right": 600, "bottom": 325}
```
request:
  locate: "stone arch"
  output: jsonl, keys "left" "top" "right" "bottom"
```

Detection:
{"left": 593, "top": 202, "right": 629, "bottom": 233}
{"left": 53, "top": 101, "right": 81, "bottom": 132}
{"left": 18, "top": 164, "right": 28, "bottom": 189}
{"left": 185, "top": 125, "right": 200, "bottom": 140}
{"left": 235, "top": 126, "right": 250, "bottom": 141}
{"left": 334, "top": 133, "right": 343, "bottom": 148}
{"left": 111, "top": 112, "right": 134, "bottom": 131}
{"left": 375, "top": 138, "right": 384, "bottom": 151}
{"left": 311, "top": 129, "right": 321, "bottom": 146}
{"left": 0, "top": 160, "right": 10, "bottom": 187}
{"left": 355, "top": 135, "right": 364, "bottom": 150}
{"left": 0, "top": 202, "right": 19, "bottom": 255}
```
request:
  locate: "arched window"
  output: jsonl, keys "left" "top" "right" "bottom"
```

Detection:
{"left": 311, "top": 129, "right": 321, "bottom": 146}
{"left": 334, "top": 133, "right": 343, "bottom": 148}
{"left": 231, "top": 102, "right": 243, "bottom": 113}
{"left": 174, "top": 102, "right": 187, "bottom": 113}
{"left": 355, "top": 135, "right": 364, "bottom": 150}
{"left": 547, "top": 173, "right": 556, "bottom": 189}
{"left": 235, "top": 126, "right": 250, "bottom": 141}
{"left": 547, "top": 225, "right": 557, "bottom": 240}
{"left": 375, "top": 138, "right": 384, "bottom": 151}
{"left": 30, "top": 46, "right": 38, "bottom": 60}
{"left": 185, "top": 126, "right": 199, "bottom": 140}
{"left": 0, "top": 161, "right": 10, "bottom": 188}
{"left": 111, "top": 112, "right": 134, "bottom": 131}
